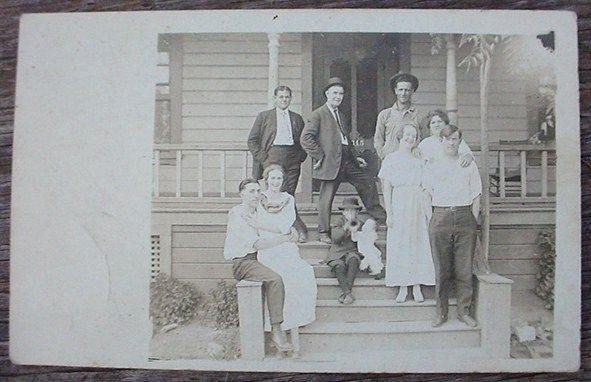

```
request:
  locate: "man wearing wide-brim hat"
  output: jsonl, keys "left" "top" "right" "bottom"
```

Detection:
{"left": 374, "top": 72, "right": 423, "bottom": 160}
{"left": 300, "top": 77, "right": 386, "bottom": 244}
{"left": 325, "top": 197, "right": 366, "bottom": 304}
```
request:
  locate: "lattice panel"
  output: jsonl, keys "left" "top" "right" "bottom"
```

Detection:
{"left": 150, "top": 235, "right": 161, "bottom": 280}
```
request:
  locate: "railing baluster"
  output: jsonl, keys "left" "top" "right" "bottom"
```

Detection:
{"left": 520, "top": 150, "right": 527, "bottom": 197}
{"left": 153, "top": 150, "right": 160, "bottom": 197}
{"left": 176, "top": 150, "right": 182, "bottom": 198}
{"left": 541, "top": 150, "right": 548, "bottom": 198}
{"left": 499, "top": 151, "right": 506, "bottom": 198}
{"left": 220, "top": 151, "right": 226, "bottom": 198}
{"left": 197, "top": 151, "right": 203, "bottom": 198}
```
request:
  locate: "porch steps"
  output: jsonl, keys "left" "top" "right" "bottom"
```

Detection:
{"left": 315, "top": 298, "right": 458, "bottom": 322}
{"left": 298, "top": 319, "right": 480, "bottom": 353}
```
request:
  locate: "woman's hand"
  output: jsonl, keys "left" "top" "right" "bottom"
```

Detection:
{"left": 386, "top": 214, "right": 394, "bottom": 228}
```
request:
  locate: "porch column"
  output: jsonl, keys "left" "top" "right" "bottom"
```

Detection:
{"left": 445, "top": 34, "right": 458, "bottom": 126}
{"left": 267, "top": 33, "right": 280, "bottom": 108}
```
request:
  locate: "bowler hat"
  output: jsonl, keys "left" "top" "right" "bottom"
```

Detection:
{"left": 324, "top": 77, "right": 346, "bottom": 93}
{"left": 338, "top": 197, "right": 362, "bottom": 210}
{"left": 389, "top": 72, "right": 419, "bottom": 92}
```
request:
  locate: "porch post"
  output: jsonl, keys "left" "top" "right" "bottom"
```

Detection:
{"left": 445, "top": 34, "right": 458, "bottom": 125}
{"left": 236, "top": 280, "right": 265, "bottom": 360}
{"left": 267, "top": 33, "right": 280, "bottom": 108}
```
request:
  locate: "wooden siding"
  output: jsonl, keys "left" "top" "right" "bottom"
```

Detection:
{"left": 167, "top": 222, "right": 549, "bottom": 297}
{"left": 410, "top": 34, "right": 529, "bottom": 145}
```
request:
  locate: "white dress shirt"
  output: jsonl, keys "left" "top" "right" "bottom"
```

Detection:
{"left": 326, "top": 105, "right": 348, "bottom": 145}
{"left": 423, "top": 158, "right": 482, "bottom": 207}
{"left": 272, "top": 108, "right": 295, "bottom": 146}
{"left": 223, "top": 204, "right": 259, "bottom": 260}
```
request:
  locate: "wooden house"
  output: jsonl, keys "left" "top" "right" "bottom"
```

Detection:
{"left": 150, "top": 32, "right": 555, "bottom": 359}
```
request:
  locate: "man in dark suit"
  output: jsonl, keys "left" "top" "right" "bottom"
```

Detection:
{"left": 247, "top": 85, "right": 308, "bottom": 242}
{"left": 300, "top": 77, "right": 386, "bottom": 243}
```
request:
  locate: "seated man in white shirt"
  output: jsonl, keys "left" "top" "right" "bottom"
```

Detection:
{"left": 418, "top": 109, "right": 474, "bottom": 166}
{"left": 223, "top": 178, "right": 298, "bottom": 351}
{"left": 423, "top": 125, "right": 482, "bottom": 328}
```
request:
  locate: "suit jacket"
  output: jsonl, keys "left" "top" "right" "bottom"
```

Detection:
{"left": 300, "top": 104, "right": 359, "bottom": 181}
{"left": 326, "top": 216, "right": 366, "bottom": 263}
{"left": 247, "top": 108, "right": 307, "bottom": 179}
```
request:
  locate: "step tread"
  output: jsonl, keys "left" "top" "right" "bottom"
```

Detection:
{"left": 316, "top": 298, "right": 456, "bottom": 307}
{"left": 316, "top": 278, "right": 386, "bottom": 286}
{"left": 299, "top": 239, "right": 386, "bottom": 248}
{"left": 300, "top": 319, "right": 479, "bottom": 334}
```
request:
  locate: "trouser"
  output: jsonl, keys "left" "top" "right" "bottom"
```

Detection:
{"left": 263, "top": 146, "right": 307, "bottom": 234}
{"left": 318, "top": 147, "right": 386, "bottom": 233}
{"left": 328, "top": 252, "right": 361, "bottom": 295}
{"left": 232, "top": 253, "right": 285, "bottom": 325}
{"left": 428, "top": 206, "right": 477, "bottom": 318}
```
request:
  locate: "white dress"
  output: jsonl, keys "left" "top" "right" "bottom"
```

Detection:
{"left": 256, "top": 190, "right": 317, "bottom": 331}
{"left": 378, "top": 151, "right": 436, "bottom": 287}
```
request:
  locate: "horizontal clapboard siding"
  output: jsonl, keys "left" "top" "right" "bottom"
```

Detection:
{"left": 169, "top": 223, "right": 548, "bottom": 293}
{"left": 180, "top": 33, "right": 304, "bottom": 145}
{"left": 410, "top": 34, "right": 529, "bottom": 146}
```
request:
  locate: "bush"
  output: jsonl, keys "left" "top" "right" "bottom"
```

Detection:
{"left": 207, "top": 280, "right": 239, "bottom": 329}
{"left": 534, "top": 229, "right": 555, "bottom": 310}
{"left": 150, "top": 273, "right": 204, "bottom": 327}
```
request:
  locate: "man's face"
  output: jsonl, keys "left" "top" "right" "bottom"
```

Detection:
{"left": 274, "top": 90, "right": 292, "bottom": 110}
{"left": 441, "top": 131, "right": 461, "bottom": 156}
{"left": 325, "top": 85, "right": 344, "bottom": 109}
{"left": 394, "top": 81, "right": 414, "bottom": 104}
{"left": 240, "top": 182, "right": 261, "bottom": 208}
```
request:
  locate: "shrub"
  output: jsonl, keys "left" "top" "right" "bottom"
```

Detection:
{"left": 207, "top": 280, "right": 239, "bottom": 329}
{"left": 150, "top": 273, "right": 204, "bottom": 327}
{"left": 534, "top": 229, "right": 555, "bottom": 310}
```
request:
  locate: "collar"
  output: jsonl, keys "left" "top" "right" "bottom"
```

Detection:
{"left": 326, "top": 103, "right": 340, "bottom": 114}
{"left": 392, "top": 102, "right": 415, "bottom": 115}
{"left": 275, "top": 107, "right": 290, "bottom": 115}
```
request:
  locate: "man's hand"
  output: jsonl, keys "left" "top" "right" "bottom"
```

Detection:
{"left": 313, "top": 157, "right": 323, "bottom": 170}
{"left": 356, "top": 157, "right": 368, "bottom": 168}
{"left": 411, "top": 147, "right": 422, "bottom": 158}
{"left": 459, "top": 153, "right": 474, "bottom": 168}
{"left": 386, "top": 214, "right": 394, "bottom": 228}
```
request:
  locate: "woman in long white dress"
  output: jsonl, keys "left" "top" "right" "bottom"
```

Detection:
{"left": 248, "top": 164, "right": 317, "bottom": 333}
{"left": 378, "top": 124, "right": 435, "bottom": 303}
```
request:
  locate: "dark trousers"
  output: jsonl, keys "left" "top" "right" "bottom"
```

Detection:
{"left": 318, "top": 148, "right": 386, "bottom": 233}
{"left": 263, "top": 146, "right": 307, "bottom": 234}
{"left": 232, "top": 254, "right": 285, "bottom": 325}
{"left": 328, "top": 252, "right": 361, "bottom": 294}
{"left": 428, "top": 206, "right": 477, "bottom": 318}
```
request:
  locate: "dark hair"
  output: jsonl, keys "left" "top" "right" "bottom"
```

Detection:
{"left": 440, "top": 124, "right": 463, "bottom": 140}
{"left": 238, "top": 178, "right": 259, "bottom": 193}
{"left": 395, "top": 123, "right": 421, "bottom": 147}
{"left": 262, "top": 164, "right": 285, "bottom": 182}
{"left": 427, "top": 109, "right": 450, "bottom": 126}
{"left": 274, "top": 85, "right": 292, "bottom": 96}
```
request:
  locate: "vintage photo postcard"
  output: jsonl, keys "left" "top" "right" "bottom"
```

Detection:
{"left": 9, "top": 9, "right": 580, "bottom": 373}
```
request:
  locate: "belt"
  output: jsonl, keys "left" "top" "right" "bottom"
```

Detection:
{"left": 433, "top": 205, "right": 471, "bottom": 211}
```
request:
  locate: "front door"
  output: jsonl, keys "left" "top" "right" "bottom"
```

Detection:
{"left": 310, "top": 33, "right": 402, "bottom": 194}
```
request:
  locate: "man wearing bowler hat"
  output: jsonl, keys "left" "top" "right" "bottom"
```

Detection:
{"left": 374, "top": 72, "right": 423, "bottom": 160}
{"left": 326, "top": 197, "right": 366, "bottom": 304}
{"left": 300, "top": 77, "right": 386, "bottom": 244}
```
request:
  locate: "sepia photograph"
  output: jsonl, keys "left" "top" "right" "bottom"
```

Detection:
{"left": 8, "top": 9, "right": 580, "bottom": 373}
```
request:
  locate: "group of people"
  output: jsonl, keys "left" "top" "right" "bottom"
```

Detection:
{"left": 224, "top": 73, "right": 483, "bottom": 355}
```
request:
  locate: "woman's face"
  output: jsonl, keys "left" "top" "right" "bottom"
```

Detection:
{"left": 266, "top": 169, "right": 284, "bottom": 192}
{"left": 400, "top": 125, "right": 418, "bottom": 148}
{"left": 429, "top": 115, "right": 446, "bottom": 136}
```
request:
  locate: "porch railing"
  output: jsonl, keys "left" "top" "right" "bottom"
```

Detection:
{"left": 153, "top": 142, "right": 556, "bottom": 201}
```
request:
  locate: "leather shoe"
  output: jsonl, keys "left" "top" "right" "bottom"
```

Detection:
{"left": 342, "top": 293, "right": 354, "bottom": 305}
{"left": 431, "top": 315, "right": 447, "bottom": 328}
{"left": 318, "top": 233, "right": 331, "bottom": 244}
{"left": 458, "top": 315, "right": 477, "bottom": 328}
{"left": 297, "top": 232, "right": 308, "bottom": 243}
